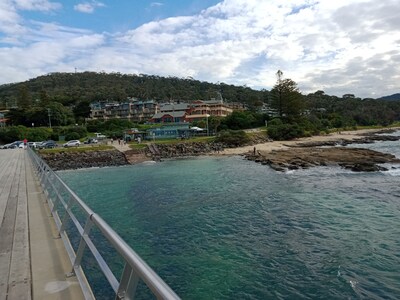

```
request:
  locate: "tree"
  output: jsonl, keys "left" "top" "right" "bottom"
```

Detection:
{"left": 39, "top": 89, "right": 50, "bottom": 106}
{"left": 221, "top": 111, "right": 257, "bottom": 130}
{"left": 17, "top": 84, "right": 32, "bottom": 108}
{"left": 269, "top": 70, "right": 304, "bottom": 122}
{"left": 208, "top": 116, "right": 222, "bottom": 134}
{"left": 47, "top": 102, "right": 75, "bottom": 126}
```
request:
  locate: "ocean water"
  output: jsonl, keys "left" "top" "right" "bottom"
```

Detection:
{"left": 59, "top": 131, "right": 400, "bottom": 299}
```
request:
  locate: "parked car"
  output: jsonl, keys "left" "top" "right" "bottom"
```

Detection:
{"left": 8, "top": 141, "right": 23, "bottom": 149}
{"left": 28, "top": 142, "right": 38, "bottom": 148}
{"left": 38, "top": 140, "right": 57, "bottom": 149}
{"left": 63, "top": 140, "right": 81, "bottom": 147}
{"left": 83, "top": 138, "right": 98, "bottom": 144}
{"left": 0, "top": 144, "right": 10, "bottom": 149}
{"left": 94, "top": 133, "right": 106, "bottom": 139}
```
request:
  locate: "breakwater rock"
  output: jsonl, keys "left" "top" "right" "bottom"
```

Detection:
{"left": 40, "top": 150, "right": 129, "bottom": 171}
{"left": 146, "top": 142, "right": 225, "bottom": 159}
{"left": 245, "top": 147, "right": 400, "bottom": 172}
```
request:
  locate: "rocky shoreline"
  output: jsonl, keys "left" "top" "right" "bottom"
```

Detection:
{"left": 245, "top": 133, "right": 400, "bottom": 172}
{"left": 39, "top": 142, "right": 227, "bottom": 170}
{"left": 39, "top": 130, "right": 400, "bottom": 172}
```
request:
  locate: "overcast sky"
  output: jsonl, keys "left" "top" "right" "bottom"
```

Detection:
{"left": 0, "top": 0, "right": 399, "bottom": 98}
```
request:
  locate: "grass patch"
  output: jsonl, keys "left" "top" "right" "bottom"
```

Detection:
{"left": 128, "top": 143, "right": 148, "bottom": 150}
{"left": 129, "top": 136, "right": 215, "bottom": 148}
{"left": 38, "top": 145, "right": 113, "bottom": 153}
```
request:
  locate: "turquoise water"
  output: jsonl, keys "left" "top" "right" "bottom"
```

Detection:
{"left": 59, "top": 134, "right": 400, "bottom": 299}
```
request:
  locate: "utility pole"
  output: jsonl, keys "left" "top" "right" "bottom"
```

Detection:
{"left": 206, "top": 114, "right": 209, "bottom": 136}
{"left": 47, "top": 108, "right": 52, "bottom": 128}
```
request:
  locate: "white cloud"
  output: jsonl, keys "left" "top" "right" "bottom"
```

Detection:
{"left": 74, "top": 1, "right": 105, "bottom": 14}
{"left": 13, "top": 0, "right": 62, "bottom": 11}
{"left": 1, "top": 0, "right": 400, "bottom": 98}
{"left": 0, "top": 1, "right": 25, "bottom": 36}
{"left": 150, "top": 2, "right": 164, "bottom": 7}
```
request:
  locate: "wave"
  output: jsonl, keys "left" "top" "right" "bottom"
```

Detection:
{"left": 383, "top": 168, "right": 400, "bottom": 176}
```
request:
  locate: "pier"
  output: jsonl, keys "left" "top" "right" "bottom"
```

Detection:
{"left": 0, "top": 149, "right": 83, "bottom": 299}
{"left": 1, "top": 148, "right": 180, "bottom": 299}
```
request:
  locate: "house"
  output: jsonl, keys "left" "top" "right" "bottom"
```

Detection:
{"left": 149, "top": 102, "right": 192, "bottom": 123}
{"left": 150, "top": 111, "right": 187, "bottom": 123}
{"left": 146, "top": 123, "right": 193, "bottom": 140}
{"left": 149, "top": 100, "right": 234, "bottom": 124}
{"left": 89, "top": 99, "right": 159, "bottom": 122}
{"left": 123, "top": 128, "right": 147, "bottom": 141}
{"left": 0, "top": 112, "right": 6, "bottom": 127}
{"left": 185, "top": 100, "right": 233, "bottom": 122}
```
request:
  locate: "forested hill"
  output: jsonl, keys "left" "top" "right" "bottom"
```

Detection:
{"left": 379, "top": 93, "right": 400, "bottom": 101}
{"left": 0, "top": 72, "right": 267, "bottom": 108}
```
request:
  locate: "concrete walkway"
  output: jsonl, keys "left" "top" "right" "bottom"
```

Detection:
{"left": 0, "top": 149, "right": 83, "bottom": 300}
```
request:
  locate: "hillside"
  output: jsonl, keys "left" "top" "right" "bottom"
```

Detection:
{"left": 0, "top": 72, "right": 267, "bottom": 109}
{"left": 379, "top": 93, "right": 400, "bottom": 101}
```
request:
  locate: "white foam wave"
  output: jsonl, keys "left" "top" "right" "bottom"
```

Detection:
{"left": 349, "top": 280, "right": 358, "bottom": 290}
{"left": 384, "top": 168, "right": 400, "bottom": 176}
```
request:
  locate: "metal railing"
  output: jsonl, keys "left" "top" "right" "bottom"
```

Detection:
{"left": 27, "top": 148, "right": 180, "bottom": 300}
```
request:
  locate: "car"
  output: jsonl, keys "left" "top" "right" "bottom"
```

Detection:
{"left": 94, "top": 133, "right": 106, "bottom": 139}
{"left": 28, "top": 142, "right": 38, "bottom": 148}
{"left": 5, "top": 141, "right": 23, "bottom": 149}
{"left": 63, "top": 140, "right": 81, "bottom": 147}
{"left": 38, "top": 140, "right": 57, "bottom": 149}
{"left": 84, "top": 138, "right": 98, "bottom": 144}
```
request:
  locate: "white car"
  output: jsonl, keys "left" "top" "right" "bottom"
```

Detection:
{"left": 63, "top": 140, "right": 81, "bottom": 147}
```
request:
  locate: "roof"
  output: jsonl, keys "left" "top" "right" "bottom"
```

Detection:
{"left": 160, "top": 103, "right": 190, "bottom": 112}
{"left": 152, "top": 111, "right": 186, "bottom": 119}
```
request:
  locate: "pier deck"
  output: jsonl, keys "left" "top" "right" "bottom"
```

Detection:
{"left": 0, "top": 149, "right": 83, "bottom": 300}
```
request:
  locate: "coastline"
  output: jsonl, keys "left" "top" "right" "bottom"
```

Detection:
{"left": 39, "top": 127, "right": 400, "bottom": 171}
{"left": 220, "top": 127, "right": 400, "bottom": 156}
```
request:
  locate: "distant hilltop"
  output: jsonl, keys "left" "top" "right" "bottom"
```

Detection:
{"left": 379, "top": 93, "right": 400, "bottom": 101}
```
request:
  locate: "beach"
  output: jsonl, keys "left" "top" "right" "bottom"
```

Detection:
{"left": 221, "top": 128, "right": 400, "bottom": 155}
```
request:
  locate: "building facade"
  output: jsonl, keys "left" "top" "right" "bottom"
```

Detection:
{"left": 89, "top": 99, "right": 159, "bottom": 122}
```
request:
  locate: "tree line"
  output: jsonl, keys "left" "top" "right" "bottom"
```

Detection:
{"left": 0, "top": 71, "right": 399, "bottom": 142}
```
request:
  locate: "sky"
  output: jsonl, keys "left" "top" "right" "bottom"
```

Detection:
{"left": 0, "top": 0, "right": 399, "bottom": 98}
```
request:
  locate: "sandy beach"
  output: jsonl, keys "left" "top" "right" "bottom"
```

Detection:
{"left": 221, "top": 127, "right": 400, "bottom": 156}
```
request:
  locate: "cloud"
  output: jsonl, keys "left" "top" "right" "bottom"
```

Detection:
{"left": 0, "top": 1, "right": 24, "bottom": 36}
{"left": 13, "top": 0, "right": 62, "bottom": 11}
{"left": 150, "top": 2, "right": 164, "bottom": 7}
{"left": 1, "top": 0, "right": 400, "bottom": 98}
{"left": 74, "top": 1, "right": 105, "bottom": 14}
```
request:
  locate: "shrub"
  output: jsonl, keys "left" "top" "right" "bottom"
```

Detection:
{"left": 65, "top": 132, "right": 80, "bottom": 140}
{"left": 57, "top": 126, "right": 88, "bottom": 139}
{"left": 215, "top": 130, "right": 250, "bottom": 147}
{"left": 26, "top": 127, "right": 52, "bottom": 142}
{"left": 267, "top": 123, "right": 305, "bottom": 140}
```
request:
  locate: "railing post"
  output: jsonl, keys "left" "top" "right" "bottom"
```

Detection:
{"left": 116, "top": 263, "right": 139, "bottom": 300}
{"left": 57, "top": 195, "right": 74, "bottom": 237}
{"left": 73, "top": 215, "right": 94, "bottom": 272}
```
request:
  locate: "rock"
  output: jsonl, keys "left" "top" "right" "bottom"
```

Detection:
{"left": 347, "top": 163, "right": 388, "bottom": 172}
{"left": 40, "top": 150, "right": 128, "bottom": 171}
{"left": 145, "top": 142, "right": 225, "bottom": 159}
{"left": 291, "top": 134, "right": 400, "bottom": 148}
{"left": 245, "top": 146, "right": 400, "bottom": 172}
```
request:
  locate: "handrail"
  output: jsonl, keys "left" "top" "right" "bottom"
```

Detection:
{"left": 27, "top": 147, "right": 180, "bottom": 300}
